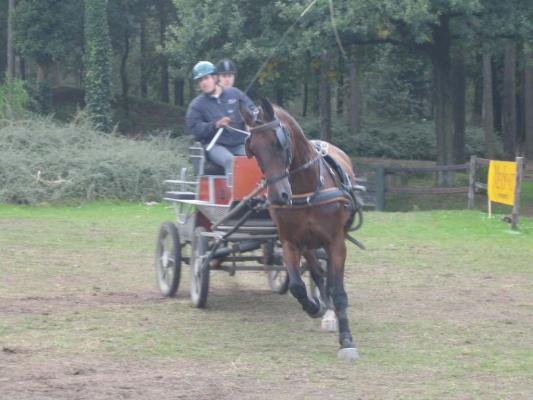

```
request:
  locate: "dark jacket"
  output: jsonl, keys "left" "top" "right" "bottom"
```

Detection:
{"left": 185, "top": 87, "right": 257, "bottom": 147}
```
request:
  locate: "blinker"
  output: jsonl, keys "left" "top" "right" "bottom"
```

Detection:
{"left": 275, "top": 125, "right": 289, "bottom": 150}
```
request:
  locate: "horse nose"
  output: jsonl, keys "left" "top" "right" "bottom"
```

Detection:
{"left": 269, "top": 188, "right": 292, "bottom": 206}
{"left": 280, "top": 191, "right": 291, "bottom": 205}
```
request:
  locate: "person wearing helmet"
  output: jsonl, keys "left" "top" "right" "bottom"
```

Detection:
{"left": 216, "top": 58, "right": 237, "bottom": 89}
{"left": 186, "top": 60, "right": 258, "bottom": 176}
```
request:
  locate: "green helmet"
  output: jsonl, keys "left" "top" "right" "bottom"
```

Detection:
{"left": 192, "top": 61, "right": 215, "bottom": 80}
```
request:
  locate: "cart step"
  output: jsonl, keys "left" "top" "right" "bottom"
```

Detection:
{"left": 164, "top": 191, "right": 196, "bottom": 200}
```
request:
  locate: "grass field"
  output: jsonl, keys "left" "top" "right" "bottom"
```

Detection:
{"left": 1, "top": 202, "right": 532, "bottom": 399}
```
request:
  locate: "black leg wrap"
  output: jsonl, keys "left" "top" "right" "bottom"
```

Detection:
{"left": 338, "top": 318, "right": 354, "bottom": 348}
{"left": 289, "top": 284, "right": 319, "bottom": 316}
{"left": 330, "top": 290, "right": 348, "bottom": 311}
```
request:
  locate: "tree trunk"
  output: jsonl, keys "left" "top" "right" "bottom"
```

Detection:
{"left": 120, "top": 29, "right": 130, "bottom": 114}
{"left": 302, "top": 80, "right": 308, "bottom": 117}
{"left": 348, "top": 46, "right": 361, "bottom": 136}
{"left": 452, "top": 48, "right": 466, "bottom": 163}
{"left": 53, "top": 62, "right": 62, "bottom": 86}
{"left": 139, "top": 12, "right": 148, "bottom": 98}
{"left": 312, "top": 60, "right": 320, "bottom": 115}
{"left": 19, "top": 57, "right": 26, "bottom": 80}
{"left": 482, "top": 54, "right": 497, "bottom": 158}
{"left": 428, "top": 16, "right": 456, "bottom": 187}
{"left": 302, "top": 51, "right": 310, "bottom": 117}
{"left": 502, "top": 41, "right": 517, "bottom": 160}
{"left": 336, "top": 52, "right": 344, "bottom": 116}
{"left": 7, "top": 0, "right": 16, "bottom": 79}
{"left": 525, "top": 46, "right": 533, "bottom": 159}
{"left": 36, "top": 63, "right": 49, "bottom": 82}
{"left": 157, "top": 0, "right": 169, "bottom": 103}
{"left": 493, "top": 58, "right": 503, "bottom": 135}
{"left": 188, "top": 78, "right": 194, "bottom": 103}
{"left": 430, "top": 16, "right": 454, "bottom": 187}
{"left": 319, "top": 52, "right": 332, "bottom": 141}
{"left": 471, "top": 55, "right": 483, "bottom": 126}
{"left": 174, "top": 78, "right": 184, "bottom": 106}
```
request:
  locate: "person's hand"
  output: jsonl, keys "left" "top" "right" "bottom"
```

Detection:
{"left": 215, "top": 116, "right": 232, "bottom": 128}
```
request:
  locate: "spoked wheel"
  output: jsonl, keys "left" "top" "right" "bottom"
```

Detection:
{"left": 155, "top": 221, "right": 181, "bottom": 297}
{"left": 263, "top": 241, "right": 289, "bottom": 294}
{"left": 190, "top": 226, "right": 210, "bottom": 308}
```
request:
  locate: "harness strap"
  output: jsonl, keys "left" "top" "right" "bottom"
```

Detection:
{"left": 269, "top": 187, "right": 353, "bottom": 208}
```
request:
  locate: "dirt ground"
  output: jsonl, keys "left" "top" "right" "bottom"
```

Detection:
{"left": 1, "top": 210, "right": 532, "bottom": 399}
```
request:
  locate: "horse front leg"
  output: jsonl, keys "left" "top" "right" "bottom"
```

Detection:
{"left": 283, "top": 242, "right": 325, "bottom": 318}
{"left": 327, "top": 238, "right": 359, "bottom": 360}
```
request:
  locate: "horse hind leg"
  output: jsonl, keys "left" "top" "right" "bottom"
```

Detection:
{"left": 303, "top": 250, "right": 331, "bottom": 324}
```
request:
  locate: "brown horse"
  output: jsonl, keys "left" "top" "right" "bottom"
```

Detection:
{"left": 241, "top": 99, "right": 360, "bottom": 360}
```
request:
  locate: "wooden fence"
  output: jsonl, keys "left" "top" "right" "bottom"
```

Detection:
{"left": 363, "top": 156, "right": 525, "bottom": 228}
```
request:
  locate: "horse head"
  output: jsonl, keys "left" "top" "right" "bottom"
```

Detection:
{"left": 241, "top": 98, "right": 293, "bottom": 206}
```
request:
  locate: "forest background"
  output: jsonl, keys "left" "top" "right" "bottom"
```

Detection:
{"left": 1, "top": 0, "right": 533, "bottom": 204}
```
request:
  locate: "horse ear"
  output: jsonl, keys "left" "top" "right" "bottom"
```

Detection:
{"left": 240, "top": 103, "right": 257, "bottom": 126}
{"left": 260, "top": 98, "right": 275, "bottom": 121}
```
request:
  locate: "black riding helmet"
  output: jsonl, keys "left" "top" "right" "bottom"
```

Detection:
{"left": 216, "top": 59, "right": 237, "bottom": 75}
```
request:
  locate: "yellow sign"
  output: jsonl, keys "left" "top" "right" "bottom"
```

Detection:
{"left": 488, "top": 160, "right": 517, "bottom": 206}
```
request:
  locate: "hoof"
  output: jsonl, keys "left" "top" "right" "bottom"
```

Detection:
{"left": 337, "top": 347, "right": 359, "bottom": 361}
{"left": 321, "top": 309, "right": 338, "bottom": 332}
{"left": 307, "top": 297, "right": 327, "bottom": 319}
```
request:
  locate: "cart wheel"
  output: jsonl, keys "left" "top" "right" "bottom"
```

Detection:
{"left": 265, "top": 243, "right": 289, "bottom": 294}
{"left": 268, "top": 269, "right": 289, "bottom": 294}
{"left": 190, "top": 226, "right": 210, "bottom": 308}
{"left": 155, "top": 221, "right": 181, "bottom": 297}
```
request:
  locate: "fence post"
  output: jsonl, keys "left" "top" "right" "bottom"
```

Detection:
{"left": 375, "top": 166, "right": 386, "bottom": 211}
{"left": 511, "top": 157, "right": 524, "bottom": 230}
{"left": 467, "top": 155, "right": 477, "bottom": 209}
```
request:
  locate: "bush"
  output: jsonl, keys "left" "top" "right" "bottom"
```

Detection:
{"left": 298, "top": 117, "right": 502, "bottom": 161}
{"left": 0, "top": 115, "right": 189, "bottom": 204}
{"left": 0, "top": 79, "right": 30, "bottom": 120}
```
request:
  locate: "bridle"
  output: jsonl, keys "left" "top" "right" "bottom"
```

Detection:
{"left": 248, "top": 118, "right": 320, "bottom": 185}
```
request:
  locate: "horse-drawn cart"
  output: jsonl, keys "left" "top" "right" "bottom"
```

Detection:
{"left": 155, "top": 99, "right": 367, "bottom": 360}
{"left": 155, "top": 143, "right": 290, "bottom": 308}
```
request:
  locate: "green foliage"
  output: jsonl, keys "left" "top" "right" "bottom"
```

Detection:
{"left": 23, "top": 81, "right": 54, "bottom": 115}
{"left": 299, "top": 116, "right": 500, "bottom": 160}
{"left": 0, "top": 116, "right": 189, "bottom": 204}
{"left": 0, "top": 79, "right": 30, "bottom": 120}
{"left": 84, "top": 0, "right": 113, "bottom": 132}
{"left": 13, "top": 0, "right": 83, "bottom": 66}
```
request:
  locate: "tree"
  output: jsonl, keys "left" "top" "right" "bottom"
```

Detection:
{"left": 13, "top": 0, "right": 83, "bottom": 81}
{"left": 7, "top": 0, "right": 16, "bottom": 79}
{"left": 109, "top": 0, "right": 143, "bottom": 114}
{"left": 525, "top": 46, "right": 533, "bottom": 159}
{"left": 156, "top": 0, "right": 171, "bottom": 103}
{"left": 348, "top": 46, "right": 362, "bottom": 135}
{"left": 482, "top": 53, "right": 497, "bottom": 158}
{"left": 502, "top": 41, "right": 517, "bottom": 160}
{"left": 85, "top": 0, "right": 113, "bottom": 131}
{"left": 452, "top": 47, "right": 466, "bottom": 163}
{"left": 319, "top": 51, "right": 332, "bottom": 141}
